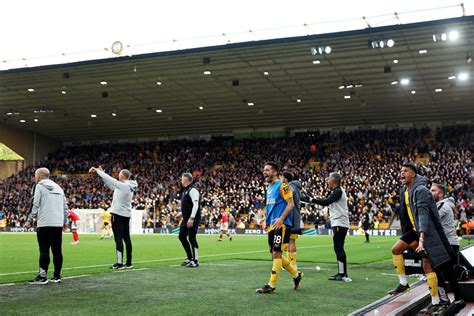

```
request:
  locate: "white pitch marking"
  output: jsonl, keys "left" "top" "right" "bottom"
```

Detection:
{"left": 381, "top": 273, "right": 418, "bottom": 278}
{"left": 63, "top": 274, "right": 90, "bottom": 279}
{"left": 114, "top": 268, "right": 149, "bottom": 273}
{"left": 170, "top": 263, "right": 238, "bottom": 267}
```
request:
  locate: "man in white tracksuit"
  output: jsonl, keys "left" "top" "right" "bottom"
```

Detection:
{"left": 27, "top": 167, "right": 68, "bottom": 284}
{"left": 89, "top": 166, "right": 138, "bottom": 269}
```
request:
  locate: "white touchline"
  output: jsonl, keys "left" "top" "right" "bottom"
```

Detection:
{"left": 170, "top": 263, "right": 238, "bottom": 267}
{"left": 63, "top": 274, "right": 90, "bottom": 279}
{"left": 381, "top": 273, "right": 418, "bottom": 277}
{"left": 0, "top": 239, "right": 393, "bottom": 277}
{"left": 114, "top": 268, "right": 149, "bottom": 273}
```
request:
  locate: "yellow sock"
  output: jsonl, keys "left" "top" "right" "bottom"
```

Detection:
{"left": 286, "top": 252, "right": 292, "bottom": 267}
{"left": 288, "top": 252, "right": 297, "bottom": 268}
{"left": 101, "top": 228, "right": 105, "bottom": 236}
{"left": 426, "top": 272, "right": 439, "bottom": 298}
{"left": 282, "top": 256, "right": 298, "bottom": 278}
{"left": 268, "top": 259, "right": 282, "bottom": 288}
{"left": 392, "top": 254, "right": 405, "bottom": 275}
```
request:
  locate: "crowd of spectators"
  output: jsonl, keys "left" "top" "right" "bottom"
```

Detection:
{"left": 1, "top": 126, "right": 472, "bottom": 230}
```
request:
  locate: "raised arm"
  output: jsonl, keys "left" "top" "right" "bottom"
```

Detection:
{"left": 89, "top": 167, "right": 130, "bottom": 191}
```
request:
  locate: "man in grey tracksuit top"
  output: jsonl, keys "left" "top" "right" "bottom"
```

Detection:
{"left": 430, "top": 183, "right": 462, "bottom": 305}
{"left": 27, "top": 167, "right": 68, "bottom": 284}
{"left": 90, "top": 166, "right": 138, "bottom": 269}
{"left": 301, "top": 172, "right": 351, "bottom": 282}
{"left": 430, "top": 184, "right": 459, "bottom": 253}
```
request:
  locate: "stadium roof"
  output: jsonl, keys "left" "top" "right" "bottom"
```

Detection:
{"left": 1, "top": 16, "right": 473, "bottom": 142}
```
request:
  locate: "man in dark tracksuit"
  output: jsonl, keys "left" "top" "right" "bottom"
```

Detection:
{"left": 27, "top": 167, "right": 68, "bottom": 284}
{"left": 302, "top": 172, "right": 351, "bottom": 282}
{"left": 362, "top": 210, "right": 371, "bottom": 243}
{"left": 282, "top": 172, "right": 302, "bottom": 269}
{"left": 178, "top": 173, "right": 201, "bottom": 268}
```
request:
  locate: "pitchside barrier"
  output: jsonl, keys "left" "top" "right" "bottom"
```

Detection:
{"left": 148, "top": 228, "right": 403, "bottom": 236}
{"left": 0, "top": 225, "right": 402, "bottom": 236}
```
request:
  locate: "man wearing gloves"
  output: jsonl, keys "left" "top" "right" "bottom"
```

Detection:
{"left": 89, "top": 166, "right": 138, "bottom": 269}
{"left": 27, "top": 167, "right": 68, "bottom": 285}
{"left": 301, "top": 172, "right": 351, "bottom": 282}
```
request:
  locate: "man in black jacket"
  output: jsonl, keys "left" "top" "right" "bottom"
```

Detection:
{"left": 361, "top": 210, "right": 371, "bottom": 243}
{"left": 282, "top": 171, "right": 302, "bottom": 269}
{"left": 178, "top": 173, "right": 201, "bottom": 268}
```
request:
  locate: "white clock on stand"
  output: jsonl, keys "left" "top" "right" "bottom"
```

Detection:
{"left": 111, "top": 41, "right": 123, "bottom": 56}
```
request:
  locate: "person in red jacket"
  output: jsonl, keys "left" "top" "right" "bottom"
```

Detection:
{"left": 218, "top": 209, "right": 232, "bottom": 241}
{"left": 68, "top": 210, "right": 80, "bottom": 245}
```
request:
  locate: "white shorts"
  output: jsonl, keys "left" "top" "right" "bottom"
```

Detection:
{"left": 71, "top": 221, "right": 79, "bottom": 230}
{"left": 220, "top": 222, "right": 229, "bottom": 231}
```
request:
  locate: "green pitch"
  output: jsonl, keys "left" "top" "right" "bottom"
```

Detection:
{"left": 1, "top": 233, "right": 461, "bottom": 315}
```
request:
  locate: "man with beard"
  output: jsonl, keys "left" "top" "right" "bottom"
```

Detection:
{"left": 430, "top": 183, "right": 461, "bottom": 308}
{"left": 256, "top": 162, "right": 303, "bottom": 294}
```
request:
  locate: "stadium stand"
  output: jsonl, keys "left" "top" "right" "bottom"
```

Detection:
{"left": 1, "top": 125, "right": 472, "bottom": 231}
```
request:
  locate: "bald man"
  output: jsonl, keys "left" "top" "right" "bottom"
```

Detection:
{"left": 301, "top": 172, "right": 351, "bottom": 282}
{"left": 27, "top": 167, "right": 68, "bottom": 284}
{"left": 90, "top": 166, "right": 138, "bottom": 269}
